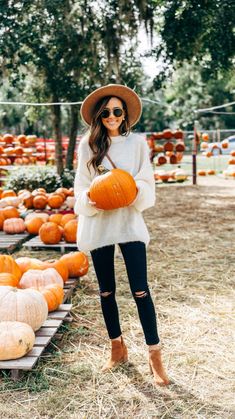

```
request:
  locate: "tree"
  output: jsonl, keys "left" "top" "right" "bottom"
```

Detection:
{"left": 163, "top": 63, "right": 235, "bottom": 130}
{"left": 0, "top": 0, "right": 155, "bottom": 173}
{"left": 153, "top": 0, "right": 235, "bottom": 87}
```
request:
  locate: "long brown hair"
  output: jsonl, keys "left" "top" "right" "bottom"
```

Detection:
{"left": 87, "top": 96, "right": 130, "bottom": 172}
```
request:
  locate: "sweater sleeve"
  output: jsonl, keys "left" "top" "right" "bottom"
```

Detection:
{"left": 131, "top": 139, "right": 156, "bottom": 212}
{"left": 74, "top": 139, "right": 99, "bottom": 217}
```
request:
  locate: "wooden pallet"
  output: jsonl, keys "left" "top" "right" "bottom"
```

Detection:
{"left": 0, "top": 231, "right": 30, "bottom": 254}
{"left": 0, "top": 304, "right": 72, "bottom": 380}
{"left": 63, "top": 277, "right": 79, "bottom": 303}
{"left": 23, "top": 235, "right": 77, "bottom": 254}
{"left": 0, "top": 278, "right": 79, "bottom": 380}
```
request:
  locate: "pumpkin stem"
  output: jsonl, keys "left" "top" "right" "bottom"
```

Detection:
{"left": 97, "top": 165, "right": 110, "bottom": 175}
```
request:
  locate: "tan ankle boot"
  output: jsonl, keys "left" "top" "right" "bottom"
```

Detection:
{"left": 149, "top": 348, "right": 170, "bottom": 386}
{"left": 101, "top": 336, "right": 128, "bottom": 372}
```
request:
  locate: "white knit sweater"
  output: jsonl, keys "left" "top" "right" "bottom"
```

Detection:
{"left": 74, "top": 132, "right": 155, "bottom": 252}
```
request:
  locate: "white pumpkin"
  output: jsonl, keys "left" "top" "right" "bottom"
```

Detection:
{"left": 25, "top": 212, "right": 49, "bottom": 223}
{"left": 65, "top": 196, "right": 75, "bottom": 209}
{"left": 174, "top": 169, "right": 188, "bottom": 182}
{"left": 0, "top": 197, "right": 21, "bottom": 208}
{"left": 19, "top": 268, "right": 64, "bottom": 289}
{"left": 0, "top": 321, "right": 35, "bottom": 360}
{"left": 0, "top": 286, "right": 48, "bottom": 331}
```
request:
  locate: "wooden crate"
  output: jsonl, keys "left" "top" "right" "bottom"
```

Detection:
{"left": 0, "top": 304, "right": 72, "bottom": 380}
{"left": 23, "top": 235, "right": 77, "bottom": 254}
{"left": 0, "top": 231, "right": 30, "bottom": 254}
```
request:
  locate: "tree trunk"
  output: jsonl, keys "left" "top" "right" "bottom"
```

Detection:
{"left": 52, "top": 101, "right": 64, "bottom": 175}
{"left": 66, "top": 105, "right": 79, "bottom": 170}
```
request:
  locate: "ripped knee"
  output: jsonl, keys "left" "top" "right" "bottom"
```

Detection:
{"left": 100, "top": 291, "right": 113, "bottom": 298}
{"left": 134, "top": 290, "right": 148, "bottom": 298}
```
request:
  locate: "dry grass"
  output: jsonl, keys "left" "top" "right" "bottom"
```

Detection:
{"left": 0, "top": 182, "right": 234, "bottom": 418}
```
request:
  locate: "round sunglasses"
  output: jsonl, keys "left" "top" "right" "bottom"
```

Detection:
{"left": 100, "top": 107, "right": 124, "bottom": 119}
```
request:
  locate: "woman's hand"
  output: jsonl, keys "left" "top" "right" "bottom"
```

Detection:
{"left": 87, "top": 191, "right": 104, "bottom": 211}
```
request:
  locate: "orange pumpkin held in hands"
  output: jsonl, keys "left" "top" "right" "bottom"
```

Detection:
{"left": 89, "top": 168, "right": 137, "bottom": 210}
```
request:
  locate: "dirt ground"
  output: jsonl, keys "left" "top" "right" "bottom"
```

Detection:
{"left": 0, "top": 177, "right": 234, "bottom": 418}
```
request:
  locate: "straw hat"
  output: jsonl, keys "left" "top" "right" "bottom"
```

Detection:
{"left": 80, "top": 84, "right": 142, "bottom": 127}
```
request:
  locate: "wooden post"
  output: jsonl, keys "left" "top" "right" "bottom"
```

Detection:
{"left": 192, "top": 120, "right": 198, "bottom": 185}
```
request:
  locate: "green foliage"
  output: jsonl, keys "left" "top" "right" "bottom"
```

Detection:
{"left": 60, "top": 168, "right": 76, "bottom": 188}
{"left": 164, "top": 63, "right": 235, "bottom": 130}
{"left": 5, "top": 166, "right": 62, "bottom": 193}
{"left": 153, "top": 0, "right": 235, "bottom": 84}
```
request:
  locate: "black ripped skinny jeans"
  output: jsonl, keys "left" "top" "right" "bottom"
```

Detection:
{"left": 90, "top": 241, "right": 160, "bottom": 345}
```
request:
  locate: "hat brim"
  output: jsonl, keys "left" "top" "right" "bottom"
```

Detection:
{"left": 80, "top": 84, "right": 142, "bottom": 128}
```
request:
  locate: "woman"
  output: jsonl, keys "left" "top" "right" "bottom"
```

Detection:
{"left": 74, "top": 84, "right": 169, "bottom": 386}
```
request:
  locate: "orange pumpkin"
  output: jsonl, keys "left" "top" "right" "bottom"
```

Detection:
{"left": 23, "top": 193, "right": 34, "bottom": 209}
{"left": 39, "top": 284, "right": 64, "bottom": 312}
{"left": 39, "top": 222, "right": 62, "bottom": 244}
{"left": 0, "top": 213, "right": 5, "bottom": 230}
{"left": 14, "top": 146, "right": 24, "bottom": 155}
{"left": 169, "top": 154, "right": 177, "bottom": 165}
{"left": 207, "top": 169, "right": 216, "bottom": 175}
{"left": 56, "top": 187, "right": 70, "bottom": 197}
{"left": 202, "top": 133, "right": 209, "bottom": 141}
{"left": 228, "top": 158, "right": 235, "bottom": 165}
{"left": 0, "top": 255, "right": 22, "bottom": 280}
{"left": 3, "top": 133, "right": 14, "bottom": 144}
{"left": 25, "top": 217, "right": 45, "bottom": 235}
{"left": 3, "top": 218, "right": 26, "bottom": 234}
{"left": 163, "top": 142, "right": 174, "bottom": 152}
{"left": 2, "top": 206, "right": 19, "bottom": 219}
{"left": 68, "top": 188, "right": 74, "bottom": 196}
{"left": 221, "top": 140, "right": 228, "bottom": 149}
{"left": 176, "top": 152, "right": 184, "bottom": 162}
{"left": 60, "top": 213, "right": 76, "bottom": 227}
{"left": 61, "top": 251, "right": 89, "bottom": 277}
{"left": 162, "top": 129, "right": 173, "bottom": 139}
{"left": 0, "top": 273, "right": 19, "bottom": 287}
{"left": 198, "top": 170, "right": 206, "bottom": 176}
{"left": 19, "top": 268, "right": 64, "bottom": 289}
{"left": 1, "top": 190, "right": 17, "bottom": 198}
{"left": 63, "top": 219, "right": 78, "bottom": 243}
{"left": 47, "top": 194, "right": 64, "bottom": 209}
{"left": 49, "top": 213, "right": 63, "bottom": 225}
{"left": 17, "top": 134, "right": 27, "bottom": 144}
{"left": 175, "top": 142, "right": 185, "bottom": 152}
{"left": 89, "top": 168, "right": 137, "bottom": 210}
{"left": 157, "top": 156, "right": 167, "bottom": 165}
{"left": 33, "top": 195, "right": 48, "bottom": 209}
{"left": 173, "top": 130, "right": 184, "bottom": 139}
